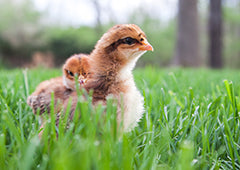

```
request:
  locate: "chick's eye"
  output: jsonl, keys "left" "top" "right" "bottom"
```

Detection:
{"left": 124, "top": 37, "right": 135, "bottom": 45}
{"left": 67, "top": 70, "right": 74, "bottom": 76}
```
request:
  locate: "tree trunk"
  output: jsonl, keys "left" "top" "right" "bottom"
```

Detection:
{"left": 209, "top": 0, "right": 223, "bottom": 68}
{"left": 92, "top": 0, "right": 102, "bottom": 34}
{"left": 174, "top": 0, "right": 200, "bottom": 67}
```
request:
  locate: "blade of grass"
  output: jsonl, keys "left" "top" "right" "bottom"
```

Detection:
{"left": 0, "top": 134, "right": 6, "bottom": 170}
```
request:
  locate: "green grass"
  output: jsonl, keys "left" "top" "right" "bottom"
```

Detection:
{"left": 0, "top": 67, "right": 240, "bottom": 170}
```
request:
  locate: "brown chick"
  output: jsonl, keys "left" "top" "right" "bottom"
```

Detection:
{"left": 85, "top": 24, "right": 153, "bottom": 131}
{"left": 27, "top": 76, "right": 70, "bottom": 115}
{"left": 63, "top": 54, "right": 91, "bottom": 90}
{"left": 27, "top": 54, "right": 89, "bottom": 115}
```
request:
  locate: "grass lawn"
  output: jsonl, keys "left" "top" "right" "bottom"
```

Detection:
{"left": 0, "top": 67, "right": 239, "bottom": 169}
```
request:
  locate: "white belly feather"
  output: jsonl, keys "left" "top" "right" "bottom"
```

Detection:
{"left": 122, "top": 81, "right": 144, "bottom": 131}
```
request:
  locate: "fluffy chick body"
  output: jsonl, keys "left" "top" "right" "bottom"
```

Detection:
{"left": 86, "top": 24, "right": 153, "bottom": 130}
{"left": 27, "top": 77, "right": 74, "bottom": 115}
{"left": 27, "top": 54, "right": 89, "bottom": 115}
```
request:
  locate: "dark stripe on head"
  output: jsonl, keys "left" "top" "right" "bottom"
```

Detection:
{"left": 105, "top": 37, "right": 139, "bottom": 53}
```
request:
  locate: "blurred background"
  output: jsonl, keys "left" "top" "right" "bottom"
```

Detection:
{"left": 0, "top": 0, "right": 239, "bottom": 68}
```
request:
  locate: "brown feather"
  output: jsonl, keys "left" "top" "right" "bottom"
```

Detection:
{"left": 84, "top": 24, "right": 152, "bottom": 130}
{"left": 27, "top": 54, "right": 90, "bottom": 115}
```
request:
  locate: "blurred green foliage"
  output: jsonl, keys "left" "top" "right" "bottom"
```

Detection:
{"left": 42, "top": 26, "right": 100, "bottom": 65}
{"left": 0, "top": 1, "right": 239, "bottom": 68}
{"left": 0, "top": 0, "right": 43, "bottom": 66}
{"left": 223, "top": 6, "right": 240, "bottom": 68}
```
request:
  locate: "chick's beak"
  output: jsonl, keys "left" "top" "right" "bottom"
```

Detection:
{"left": 79, "top": 79, "right": 84, "bottom": 85}
{"left": 78, "top": 75, "right": 85, "bottom": 85}
{"left": 139, "top": 41, "right": 153, "bottom": 51}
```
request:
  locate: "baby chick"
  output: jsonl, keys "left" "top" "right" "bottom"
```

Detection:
{"left": 85, "top": 24, "right": 153, "bottom": 130}
{"left": 63, "top": 54, "right": 91, "bottom": 90}
{"left": 27, "top": 54, "right": 90, "bottom": 115}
